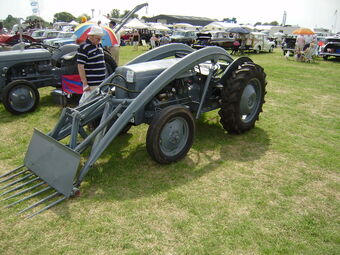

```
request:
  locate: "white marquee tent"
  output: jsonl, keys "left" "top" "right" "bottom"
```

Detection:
{"left": 201, "top": 22, "right": 239, "bottom": 31}
{"left": 124, "top": 18, "right": 148, "bottom": 29}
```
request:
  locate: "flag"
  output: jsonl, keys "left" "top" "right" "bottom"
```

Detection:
{"left": 62, "top": 75, "right": 83, "bottom": 94}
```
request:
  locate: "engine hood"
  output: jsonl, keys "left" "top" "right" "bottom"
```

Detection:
{"left": 0, "top": 49, "right": 51, "bottom": 63}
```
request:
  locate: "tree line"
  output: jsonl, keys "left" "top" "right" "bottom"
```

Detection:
{"left": 0, "top": 10, "right": 279, "bottom": 31}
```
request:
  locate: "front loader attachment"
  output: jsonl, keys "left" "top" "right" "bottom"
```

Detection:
{"left": 25, "top": 129, "right": 80, "bottom": 197}
{"left": 1, "top": 44, "right": 234, "bottom": 218}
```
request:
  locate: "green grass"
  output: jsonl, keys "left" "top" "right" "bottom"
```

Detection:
{"left": 0, "top": 46, "right": 339, "bottom": 254}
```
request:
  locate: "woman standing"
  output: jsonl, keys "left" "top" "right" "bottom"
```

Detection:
{"left": 132, "top": 30, "right": 140, "bottom": 51}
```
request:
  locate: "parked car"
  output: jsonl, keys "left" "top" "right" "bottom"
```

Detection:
{"left": 0, "top": 33, "right": 36, "bottom": 47}
{"left": 170, "top": 30, "right": 197, "bottom": 45}
{"left": 32, "top": 30, "right": 59, "bottom": 43}
{"left": 192, "top": 31, "right": 234, "bottom": 49}
{"left": 242, "top": 32, "right": 275, "bottom": 53}
{"left": 43, "top": 32, "right": 74, "bottom": 46}
{"left": 282, "top": 36, "right": 297, "bottom": 55}
{"left": 319, "top": 36, "right": 340, "bottom": 60}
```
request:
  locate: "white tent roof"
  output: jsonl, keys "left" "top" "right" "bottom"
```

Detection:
{"left": 69, "top": 20, "right": 79, "bottom": 26}
{"left": 201, "top": 22, "right": 239, "bottom": 31}
{"left": 173, "top": 23, "right": 195, "bottom": 30}
{"left": 90, "top": 15, "right": 111, "bottom": 26}
{"left": 124, "top": 18, "right": 148, "bottom": 29}
{"left": 147, "top": 23, "right": 170, "bottom": 31}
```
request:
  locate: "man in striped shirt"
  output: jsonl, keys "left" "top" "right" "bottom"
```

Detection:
{"left": 77, "top": 26, "right": 106, "bottom": 92}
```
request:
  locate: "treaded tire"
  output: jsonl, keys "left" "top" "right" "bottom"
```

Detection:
{"left": 2, "top": 80, "right": 40, "bottom": 115}
{"left": 104, "top": 51, "right": 117, "bottom": 76}
{"left": 218, "top": 62, "right": 267, "bottom": 134}
{"left": 146, "top": 105, "right": 195, "bottom": 164}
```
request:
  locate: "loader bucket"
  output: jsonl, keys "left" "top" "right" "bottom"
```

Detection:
{"left": 0, "top": 129, "right": 80, "bottom": 218}
{"left": 24, "top": 129, "right": 81, "bottom": 197}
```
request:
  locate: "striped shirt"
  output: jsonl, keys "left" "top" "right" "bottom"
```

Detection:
{"left": 77, "top": 39, "right": 106, "bottom": 86}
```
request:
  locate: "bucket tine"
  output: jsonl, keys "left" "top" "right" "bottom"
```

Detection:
{"left": 0, "top": 173, "right": 34, "bottom": 190}
{"left": 4, "top": 186, "right": 52, "bottom": 208}
{"left": 2, "top": 181, "right": 45, "bottom": 201}
{"left": 0, "top": 165, "right": 25, "bottom": 178}
{"left": 17, "top": 191, "right": 60, "bottom": 215}
{"left": 0, "top": 176, "right": 40, "bottom": 197}
{"left": 26, "top": 195, "right": 67, "bottom": 219}
{"left": 0, "top": 169, "right": 29, "bottom": 184}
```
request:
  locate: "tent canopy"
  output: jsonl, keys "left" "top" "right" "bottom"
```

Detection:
{"left": 124, "top": 18, "right": 148, "bottom": 29}
{"left": 173, "top": 23, "right": 195, "bottom": 30}
{"left": 201, "top": 22, "right": 239, "bottom": 31}
{"left": 90, "top": 15, "right": 111, "bottom": 26}
{"left": 148, "top": 23, "right": 170, "bottom": 31}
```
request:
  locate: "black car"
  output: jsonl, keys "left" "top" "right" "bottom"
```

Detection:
{"left": 282, "top": 36, "right": 296, "bottom": 55}
{"left": 319, "top": 37, "right": 340, "bottom": 60}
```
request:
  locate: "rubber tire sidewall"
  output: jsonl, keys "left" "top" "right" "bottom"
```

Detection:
{"left": 218, "top": 62, "right": 266, "bottom": 134}
{"left": 146, "top": 105, "right": 196, "bottom": 164}
{"left": 2, "top": 80, "right": 40, "bottom": 115}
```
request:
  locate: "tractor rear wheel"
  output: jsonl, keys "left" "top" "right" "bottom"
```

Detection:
{"left": 2, "top": 80, "right": 40, "bottom": 115}
{"left": 146, "top": 105, "right": 195, "bottom": 164}
{"left": 104, "top": 51, "right": 117, "bottom": 77}
{"left": 219, "top": 62, "right": 266, "bottom": 134}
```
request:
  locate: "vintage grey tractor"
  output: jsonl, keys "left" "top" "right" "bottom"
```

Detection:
{"left": 0, "top": 43, "right": 267, "bottom": 218}
{"left": 0, "top": 3, "right": 148, "bottom": 115}
{"left": 0, "top": 44, "right": 117, "bottom": 114}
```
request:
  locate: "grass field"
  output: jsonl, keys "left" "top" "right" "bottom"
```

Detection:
{"left": 0, "top": 46, "right": 339, "bottom": 254}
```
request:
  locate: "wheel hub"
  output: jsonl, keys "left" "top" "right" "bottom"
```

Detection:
{"left": 9, "top": 86, "right": 36, "bottom": 112}
{"left": 160, "top": 117, "right": 189, "bottom": 156}
{"left": 240, "top": 84, "right": 256, "bottom": 115}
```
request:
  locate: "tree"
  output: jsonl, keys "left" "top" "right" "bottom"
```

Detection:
{"left": 76, "top": 14, "right": 91, "bottom": 23}
{"left": 269, "top": 21, "right": 279, "bottom": 26}
{"left": 254, "top": 22, "right": 262, "bottom": 26}
{"left": 109, "top": 9, "right": 120, "bottom": 19}
{"left": 223, "top": 17, "right": 237, "bottom": 24}
{"left": 25, "top": 15, "right": 48, "bottom": 29}
{"left": 53, "top": 12, "right": 76, "bottom": 23}
{"left": 3, "top": 15, "right": 20, "bottom": 30}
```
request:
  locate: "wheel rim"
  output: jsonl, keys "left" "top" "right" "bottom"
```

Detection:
{"left": 8, "top": 85, "right": 36, "bottom": 112}
{"left": 240, "top": 78, "right": 262, "bottom": 123}
{"left": 159, "top": 117, "right": 189, "bottom": 157}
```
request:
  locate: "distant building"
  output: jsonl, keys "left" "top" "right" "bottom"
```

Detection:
{"left": 144, "top": 14, "right": 216, "bottom": 27}
{"left": 268, "top": 26, "right": 300, "bottom": 36}
{"left": 313, "top": 27, "right": 332, "bottom": 36}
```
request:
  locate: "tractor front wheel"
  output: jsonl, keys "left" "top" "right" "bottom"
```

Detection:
{"left": 2, "top": 80, "right": 40, "bottom": 115}
{"left": 219, "top": 62, "right": 266, "bottom": 134}
{"left": 146, "top": 105, "right": 195, "bottom": 164}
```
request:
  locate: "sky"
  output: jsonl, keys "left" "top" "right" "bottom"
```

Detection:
{"left": 0, "top": 0, "right": 339, "bottom": 32}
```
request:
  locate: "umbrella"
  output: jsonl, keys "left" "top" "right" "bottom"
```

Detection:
{"left": 226, "top": 27, "right": 250, "bottom": 34}
{"left": 74, "top": 22, "right": 118, "bottom": 47}
{"left": 293, "top": 28, "right": 314, "bottom": 35}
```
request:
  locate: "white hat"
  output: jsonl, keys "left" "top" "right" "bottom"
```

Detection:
{"left": 88, "top": 26, "right": 105, "bottom": 36}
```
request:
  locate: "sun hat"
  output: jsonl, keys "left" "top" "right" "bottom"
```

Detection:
{"left": 88, "top": 26, "right": 105, "bottom": 36}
